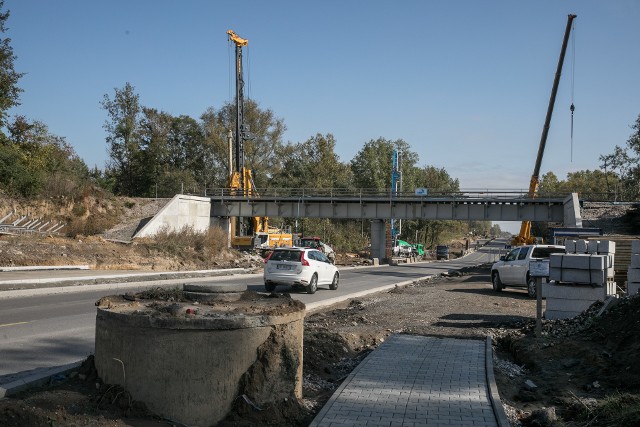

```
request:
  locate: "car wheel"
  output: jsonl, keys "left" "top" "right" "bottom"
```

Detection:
{"left": 491, "top": 272, "right": 503, "bottom": 292}
{"left": 527, "top": 277, "right": 537, "bottom": 298}
{"left": 307, "top": 274, "right": 318, "bottom": 294}
{"left": 265, "top": 282, "right": 276, "bottom": 292}
{"left": 329, "top": 272, "right": 339, "bottom": 290}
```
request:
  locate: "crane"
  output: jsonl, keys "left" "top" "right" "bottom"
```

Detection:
{"left": 513, "top": 14, "right": 577, "bottom": 246}
{"left": 226, "top": 30, "right": 292, "bottom": 253}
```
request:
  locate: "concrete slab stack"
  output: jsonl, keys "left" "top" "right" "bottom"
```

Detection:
{"left": 544, "top": 240, "right": 617, "bottom": 320}
{"left": 628, "top": 240, "right": 640, "bottom": 295}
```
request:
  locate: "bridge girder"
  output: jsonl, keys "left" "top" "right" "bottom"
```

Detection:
{"left": 210, "top": 196, "right": 569, "bottom": 223}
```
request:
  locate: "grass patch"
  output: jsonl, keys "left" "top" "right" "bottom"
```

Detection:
{"left": 564, "top": 392, "right": 640, "bottom": 426}
{"left": 140, "top": 225, "right": 228, "bottom": 257}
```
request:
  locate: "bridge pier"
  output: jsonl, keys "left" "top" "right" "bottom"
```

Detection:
{"left": 370, "top": 220, "right": 387, "bottom": 262}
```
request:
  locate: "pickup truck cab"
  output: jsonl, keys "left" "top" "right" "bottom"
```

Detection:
{"left": 491, "top": 244, "right": 565, "bottom": 298}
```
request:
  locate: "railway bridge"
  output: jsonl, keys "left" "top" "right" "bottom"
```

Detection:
{"left": 207, "top": 189, "right": 582, "bottom": 259}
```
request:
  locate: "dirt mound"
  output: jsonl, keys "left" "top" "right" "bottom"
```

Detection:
{"left": 494, "top": 296, "right": 640, "bottom": 425}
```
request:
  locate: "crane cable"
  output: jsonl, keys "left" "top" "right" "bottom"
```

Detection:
{"left": 570, "top": 19, "right": 576, "bottom": 162}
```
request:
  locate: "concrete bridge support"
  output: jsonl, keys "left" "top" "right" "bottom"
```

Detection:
{"left": 370, "top": 220, "right": 387, "bottom": 262}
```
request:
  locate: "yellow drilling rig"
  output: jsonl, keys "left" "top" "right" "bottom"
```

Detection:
{"left": 226, "top": 30, "right": 292, "bottom": 254}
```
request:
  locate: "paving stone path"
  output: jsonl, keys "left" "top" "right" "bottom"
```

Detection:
{"left": 310, "top": 334, "right": 505, "bottom": 427}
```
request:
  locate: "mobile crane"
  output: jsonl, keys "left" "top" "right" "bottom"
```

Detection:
{"left": 512, "top": 14, "right": 577, "bottom": 246}
{"left": 226, "top": 30, "right": 292, "bottom": 254}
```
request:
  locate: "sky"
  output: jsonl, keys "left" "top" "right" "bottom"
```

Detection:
{"left": 3, "top": 1, "right": 640, "bottom": 233}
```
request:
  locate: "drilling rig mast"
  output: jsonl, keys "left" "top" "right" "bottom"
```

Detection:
{"left": 226, "top": 30, "right": 292, "bottom": 252}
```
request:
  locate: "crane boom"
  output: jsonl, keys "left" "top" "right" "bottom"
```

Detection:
{"left": 513, "top": 14, "right": 576, "bottom": 246}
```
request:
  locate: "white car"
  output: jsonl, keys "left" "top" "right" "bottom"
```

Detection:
{"left": 491, "top": 244, "right": 565, "bottom": 298}
{"left": 264, "top": 247, "right": 339, "bottom": 294}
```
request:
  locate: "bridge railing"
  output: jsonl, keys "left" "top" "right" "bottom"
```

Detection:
{"left": 205, "top": 187, "right": 570, "bottom": 201}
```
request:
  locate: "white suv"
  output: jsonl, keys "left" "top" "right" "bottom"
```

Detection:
{"left": 491, "top": 244, "right": 565, "bottom": 298}
{"left": 264, "top": 247, "right": 339, "bottom": 294}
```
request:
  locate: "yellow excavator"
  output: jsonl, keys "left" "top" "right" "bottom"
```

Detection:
{"left": 513, "top": 14, "right": 576, "bottom": 246}
{"left": 227, "top": 30, "right": 293, "bottom": 253}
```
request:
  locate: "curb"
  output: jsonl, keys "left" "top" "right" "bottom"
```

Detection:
{"left": 0, "top": 273, "right": 257, "bottom": 300}
{"left": 305, "top": 278, "right": 431, "bottom": 314}
{"left": 485, "top": 336, "right": 511, "bottom": 427}
{"left": 0, "top": 361, "right": 83, "bottom": 398}
{"left": 0, "top": 265, "right": 91, "bottom": 272}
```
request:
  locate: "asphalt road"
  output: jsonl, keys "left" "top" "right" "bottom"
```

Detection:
{"left": 0, "top": 245, "right": 506, "bottom": 386}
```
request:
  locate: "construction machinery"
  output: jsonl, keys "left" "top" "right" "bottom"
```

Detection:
{"left": 226, "top": 30, "right": 293, "bottom": 253}
{"left": 513, "top": 14, "right": 577, "bottom": 246}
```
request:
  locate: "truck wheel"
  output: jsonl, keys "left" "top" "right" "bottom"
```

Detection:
{"left": 492, "top": 272, "right": 503, "bottom": 292}
{"left": 527, "top": 277, "right": 537, "bottom": 298}
{"left": 307, "top": 274, "right": 318, "bottom": 294}
{"left": 329, "top": 272, "right": 339, "bottom": 290}
{"left": 265, "top": 282, "right": 276, "bottom": 292}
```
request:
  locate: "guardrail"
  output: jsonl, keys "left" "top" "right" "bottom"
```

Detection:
{"left": 204, "top": 187, "right": 572, "bottom": 202}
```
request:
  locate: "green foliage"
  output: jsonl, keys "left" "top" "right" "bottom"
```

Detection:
{"left": 0, "top": 116, "right": 90, "bottom": 197}
{"left": 350, "top": 138, "right": 419, "bottom": 191}
{"left": 101, "top": 82, "right": 142, "bottom": 196}
{"left": 270, "top": 133, "right": 354, "bottom": 190}
{"left": 0, "top": 1, "right": 23, "bottom": 129}
{"left": 0, "top": 143, "right": 44, "bottom": 196}
{"left": 599, "top": 113, "right": 640, "bottom": 200}
{"left": 539, "top": 170, "right": 621, "bottom": 200}
{"left": 200, "top": 99, "right": 286, "bottom": 189}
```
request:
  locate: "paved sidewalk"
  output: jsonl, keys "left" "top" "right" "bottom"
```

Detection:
{"left": 310, "top": 334, "right": 508, "bottom": 427}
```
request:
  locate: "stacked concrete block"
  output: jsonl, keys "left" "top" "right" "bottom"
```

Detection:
{"left": 628, "top": 240, "right": 640, "bottom": 296}
{"left": 549, "top": 253, "right": 612, "bottom": 285}
{"left": 543, "top": 282, "right": 614, "bottom": 320}
{"left": 555, "top": 240, "right": 615, "bottom": 283}
{"left": 544, "top": 239, "right": 617, "bottom": 320}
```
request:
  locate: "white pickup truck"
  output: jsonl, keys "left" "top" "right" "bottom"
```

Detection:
{"left": 491, "top": 244, "right": 565, "bottom": 298}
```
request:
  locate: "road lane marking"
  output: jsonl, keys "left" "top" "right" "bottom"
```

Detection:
{"left": 0, "top": 321, "right": 29, "bottom": 328}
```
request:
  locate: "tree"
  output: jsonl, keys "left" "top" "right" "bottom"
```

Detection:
{"left": 599, "top": 114, "right": 640, "bottom": 200}
{"left": 539, "top": 170, "right": 621, "bottom": 200}
{"left": 101, "top": 83, "right": 142, "bottom": 196}
{"left": 350, "top": 138, "right": 419, "bottom": 192}
{"left": 271, "top": 133, "right": 354, "bottom": 190}
{"left": 0, "top": 1, "right": 23, "bottom": 131}
{"left": 200, "top": 100, "right": 286, "bottom": 189}
{"left": 0, "top": 116, "right": 89, "bottom": 197}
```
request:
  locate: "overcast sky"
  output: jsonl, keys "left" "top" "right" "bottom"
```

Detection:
{"left": 4, "top": 1, "right": 640, "bottom": 232}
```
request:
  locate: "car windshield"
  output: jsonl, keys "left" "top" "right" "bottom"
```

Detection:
{"left": 270, "top": 250, "right": 302, "bottom": 262}
{"left": 531, "top": 247, "right": 565, "bottom": 258}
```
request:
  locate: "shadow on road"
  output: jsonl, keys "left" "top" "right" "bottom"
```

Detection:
{"left": 434, "top": 312, "right": 532, "bottom": 328}
{"left": 447, "top": 287, "right": 532, "bottom": 300}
